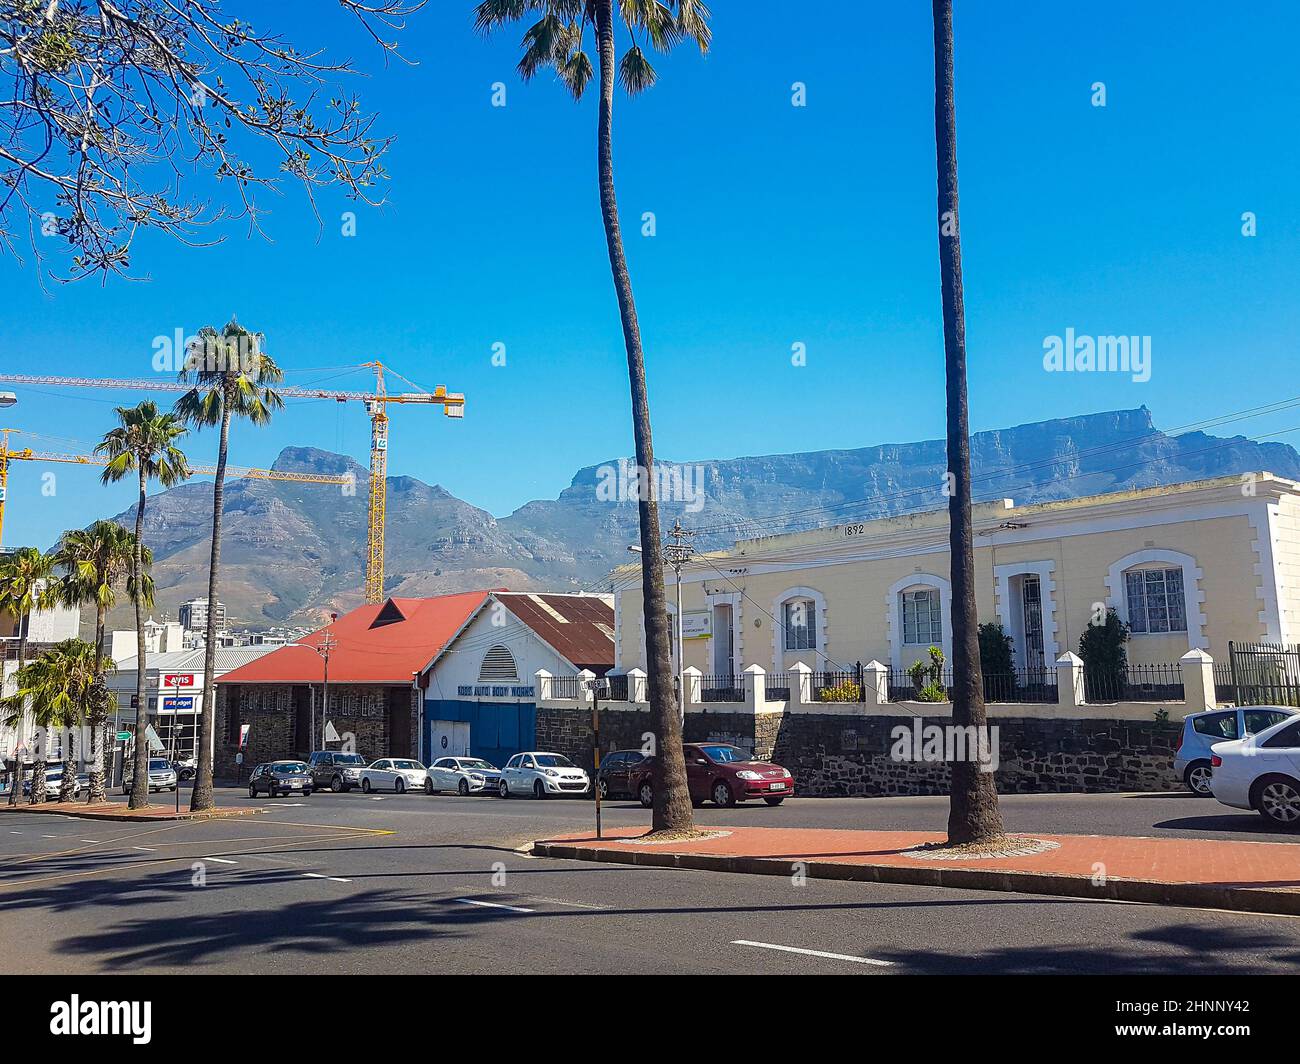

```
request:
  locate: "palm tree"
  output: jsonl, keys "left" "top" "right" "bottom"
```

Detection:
{"left": 97, "top": 402, "right": 191, "bottom": 810}
{"left": 48, "top": 522, "right": 152, "bottom": 803}
{"left": 174, "top": 319, "right": 283, "bottom": 812}
{"left": 931, "top": 0, "right": 1004, "bottom": 844}
{"left": 0, "top": 640, "right": 105, "bottom": 804}
{"left": 0, "top": 547, "right": 55, "bottom": 805}
{"left": 473, "top": 0, "right": 710, "bottom": 834}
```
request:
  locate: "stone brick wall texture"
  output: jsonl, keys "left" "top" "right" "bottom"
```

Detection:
{"left": 215, "top": 683, "right": 413, "bottom": 783}
{"left": 536, "top": 705, "right": 1181, "bottom": 796}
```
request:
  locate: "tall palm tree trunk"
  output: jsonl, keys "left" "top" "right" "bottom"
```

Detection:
{"left": 87, "top": 607, "right": 108, "bottom": 803}
{"left": 191, "top": 402, "right": 231, "bottom": 812}
{"left": 128, "top": 467, "right": 151, "bottom": 810}
{"left": 592, "top": 0, "right": 691, "bottom": 833}
{"left": 933, "top": 0, "right": 1004, "bottom": 844}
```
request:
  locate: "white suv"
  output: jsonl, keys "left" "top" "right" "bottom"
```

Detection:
{"left": 498, "top": 751, "right": 589, "bottom": 799}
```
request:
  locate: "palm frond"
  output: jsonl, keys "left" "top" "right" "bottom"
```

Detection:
{"left": 558, "top": 47, "right": 594, "bottom": 99}
{"left": 618, "top": 44, "right": 658, "bottom": 94}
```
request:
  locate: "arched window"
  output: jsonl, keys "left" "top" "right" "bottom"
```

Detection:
{"left": 478, "top": 644, "right": 519, "bottom": 682}
{"left": 900, "top": 587, "right": 943, "bottom": 645}
{"left": 1105, "top": 548, "right": 1205, "bottom": 647}
{"left": 783, "top": 598, "right": 817, "bottom": 651}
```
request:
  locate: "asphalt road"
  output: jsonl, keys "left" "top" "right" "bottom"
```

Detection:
{"left": 2, "top": 788, "right": 1298, "bottom": 975}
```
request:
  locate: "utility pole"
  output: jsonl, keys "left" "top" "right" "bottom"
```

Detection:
{"left": 318, "top": 634, "right": 337, "bottom": 753}
{"left": 663, "top": 521, "right": 695, "bottom": 725}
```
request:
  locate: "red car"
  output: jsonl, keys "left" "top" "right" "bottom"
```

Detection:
{"left": 632, "top": 743, "right": 794, "bottom": 808}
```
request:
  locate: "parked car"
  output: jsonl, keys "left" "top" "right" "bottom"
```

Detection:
{"left": 1209, "top": 714, "right": 1300, "bottom": 828}
{"left": 359, "top": 758, "right": 428, "bottom": 794}
{"left": 596, "top": 749, "right": 648, "bottom": 799}
{"left": 498, "top": 752, "right": 589, "bottom": 798}
{"left": 307, "top": 750, "right": 368, "bottom": 792}
{"left": 123, "top": 757, "right": 178, "bottom": 794}
{"left": 248, "top": 760, "right": 314, "bottom": 798}
{"left": 174, "top": 757, "right": 197, "bottom": 782}
{"left": 425, "top": 756, "right": 502, "bottom": 795}
{"left": 632, "top": 744, "right": 794, "bottom": 808}
{"left": 1174, "top": 706, "right": 1299, "bottom": 795}
{"left": 24, "top": 765, "right": 88, "bottom": 801}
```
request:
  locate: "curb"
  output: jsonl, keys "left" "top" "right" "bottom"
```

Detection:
{"left": 531, "top": 841, "right": 1300, "bottom": 917}
{"left": 0, "top": 804, "right": 262, "bottom": 823}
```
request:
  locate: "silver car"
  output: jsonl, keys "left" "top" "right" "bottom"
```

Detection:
{"left": 359, "top": 758, "right": 428, "bottom": 794}
{"left": 425, "top": 756, "right": 502, "bottom": 796}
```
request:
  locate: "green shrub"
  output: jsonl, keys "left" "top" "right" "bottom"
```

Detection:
{"left": 917, "top": 681, "right": 948, "bottom": 703}
{"left": 978, "top": 622, "right": 1015, "bottom": 677}
{"left": 819, "top": 679, "right": 861, "bottom": 703}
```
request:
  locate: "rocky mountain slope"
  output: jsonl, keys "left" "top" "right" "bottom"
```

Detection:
{"left": 102, "top": 407, "right": 1300, "bottom": 629}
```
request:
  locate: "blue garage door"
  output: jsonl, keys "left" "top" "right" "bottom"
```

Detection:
{"left": 424, "top": 700, "right": 536, "bottom": 769}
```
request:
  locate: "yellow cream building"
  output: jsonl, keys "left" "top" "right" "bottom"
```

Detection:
{"left": 611, "top": 473, "right": 1300, "bottom": 678}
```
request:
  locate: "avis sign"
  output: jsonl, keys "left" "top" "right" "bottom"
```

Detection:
{"left": 163, "top": 674, "right": 195, "bottom": 688}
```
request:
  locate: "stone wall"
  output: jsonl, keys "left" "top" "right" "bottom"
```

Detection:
{"left": 215, "top": 682, "right": 417, "bottom": 783}
{"left": 535, "top": 703, "right": 1181, "bottom": 796}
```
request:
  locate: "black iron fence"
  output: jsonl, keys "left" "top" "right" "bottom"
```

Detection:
{"left": 764, "top": 672, "right": 792, "bottom": 701}
{"left": 699, "top": 674, "right": 744, "bottom": 703}
{"left": 1082, "top": 662, "right": 1184, "bottom": 703}
{"left": 606, "top": 674, "right": 629, "bottom": 702}
{"left": 813, "top": 668, "right": 865, "bottom": 703}
{"left": 1226, "top": 642, "right": 1300, "bottom": 706}
{"left": 887, "top": 667, "right": 1058, "bottom": 704}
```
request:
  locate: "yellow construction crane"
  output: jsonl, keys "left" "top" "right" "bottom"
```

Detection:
{"left": 0, "top": 428, "right": 353, "bottom": 546}
{"left": 0, "top": 364, "right": 465, "bottom": 601}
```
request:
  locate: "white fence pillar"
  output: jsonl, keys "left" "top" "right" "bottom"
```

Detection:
{"left": 744, "top": 664, "right": 767, "bottom": 712}
{"left": 627, "top": 667, "right": 648, "bottom": 704}
{"left": 577, "top": 668, "right": 596, "bottom": 704}
{"left": 681, "top": 666, "right": 702, "bottom": 707}
{"left": 1056, "top": 651, "right": 1085, "bottom": 709}
{"left": 534, "top": 669, "right": 553, "bottom": 702}
{"left": 863, "top": 660, "right": 889, "bottom": 708}
{"left": 788, "top": 661, "right": 812, "bottom": 709}
{"left": 1179, "top": 649, "right": 1216, "bottom": 711}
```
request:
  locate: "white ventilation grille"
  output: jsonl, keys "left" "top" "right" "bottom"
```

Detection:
{"left": 479, "top": 644, "right": 519, "bottom": 682}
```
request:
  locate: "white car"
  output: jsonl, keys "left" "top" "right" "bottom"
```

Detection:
{"left": 425, "top": 756, "right": 503, "bottom": 796}
{"left": 498, "top": 751, "right": 590, "bottom": 799}
{"left": 1209, "top": 714, "right": 1300, "bottom": 828}
{"left": 359, "top": 758, "right": 428, "bottom": 794}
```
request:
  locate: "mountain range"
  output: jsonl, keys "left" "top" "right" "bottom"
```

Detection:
{"left": 102, "top": 406, "right": 1300, "bottom": 630}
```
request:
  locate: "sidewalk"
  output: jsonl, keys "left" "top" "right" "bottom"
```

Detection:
{"left": 533, "top": 826, "right": 1300, "bottom": 916}
{"left": 0, "top": 800, "right": 260, "bottom": 822}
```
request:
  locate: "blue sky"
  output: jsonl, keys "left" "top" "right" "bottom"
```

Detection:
{"left": 2, "top": 0, "right": 1298, "bottom": 549}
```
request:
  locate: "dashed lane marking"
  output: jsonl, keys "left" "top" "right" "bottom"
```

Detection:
{"left": 731, "top": 940, "right": 894, "bottom": 967}
{"left": 202, "top": 857, "right": 238, "bottom": 865}
{"left": 454, "top": 897, "right": 534, "bottom": 914}
{"left": 304, "top": 872, "right": 351, "bottom": 883}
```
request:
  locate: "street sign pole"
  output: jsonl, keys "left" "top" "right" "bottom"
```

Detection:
{"left": 587, "top": 677, "right": 609, "bottom": 840}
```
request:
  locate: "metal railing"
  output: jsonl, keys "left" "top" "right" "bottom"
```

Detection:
{"left": 812, "top": 668, "right": 865, "bottom": 703}
{"left": 764, "top": 672, "right": 792, "bottom": 701}
{"left": 1082, "top": 662, "right": 1184, "bottom": 703}
{"left": 887, "top": 667, "right": 1058, "bottom": 704}
{"left": 699, "top": 674, "right": 744, "bottom": 703}
{"left": 1226, "top": 642, "right": 1300, "bottom": 707}
{"left": 549, "top": 674, "right": 584, "bottom": 701}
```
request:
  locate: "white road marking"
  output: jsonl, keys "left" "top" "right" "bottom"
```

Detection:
{"left": 454, "top": 897, "right": 535, "bottom": 914}
{"left": 202, "top": 857, "right": 238, "bottom": 865}
{"left": 304, "top": 872, "right": 351, "bottom": 883}
{"left": 41, "top": 835, "right": 58, "bottom": 839}
{"left": 80, "top": 839, "right": 99, "bottom": 844}
{"left": 8, "top": 831, "right": 21, "bottom": 835}
{"left": 731, "top": 940, "right": 894, "bottom": 967}
{"left": 132, "top": 846, "right": 155, "bottom": 851}
{"left": 369, "top": 796, "right": 386, "bottom": 801}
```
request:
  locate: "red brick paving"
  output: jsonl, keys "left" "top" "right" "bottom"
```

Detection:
{"left": 534, "top": 826, "right": 1300, "bottom": 913}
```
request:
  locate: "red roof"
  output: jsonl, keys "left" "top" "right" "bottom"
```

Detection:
{"left": 219, "top": 591, "right": 492, "bottom": 686}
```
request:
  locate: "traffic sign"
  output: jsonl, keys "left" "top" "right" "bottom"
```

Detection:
{"left": 115, "top": 731, "right": 132, "bottom": 742}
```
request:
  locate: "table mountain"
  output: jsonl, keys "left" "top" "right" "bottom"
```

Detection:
{"left": 102, "top": 406, "right": 1300, "bottom": 629}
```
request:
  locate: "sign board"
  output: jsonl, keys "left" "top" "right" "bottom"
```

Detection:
{"left": 162, "top": 695, "right": 195, "bottom": 713}
{"left": 323, "top": 721, "right": 340, "bottom": 742}
{"left": 682, "top": 611, "right": 712, "bottom": 640}
{"left": 145, "top": 724, "right": 165, "bottom": 752}
{"left": 163, "top": 674, "right": 195, "bottom": 688}
{"left": 115, "top": 731, "right": 132, "bottom": 742}
{"left": 238, "top": 723, "right": 250, "bottom": 750}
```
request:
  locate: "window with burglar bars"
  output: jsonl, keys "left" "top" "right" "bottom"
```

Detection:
{"left": 783, "top": 599, "right": 816, "bottom": 651}
{"left": 1125, "top": 567, "right": 1186, "bottom": 633}
{"left": 901, "top": 588, "right": 942, "bottom": 644}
